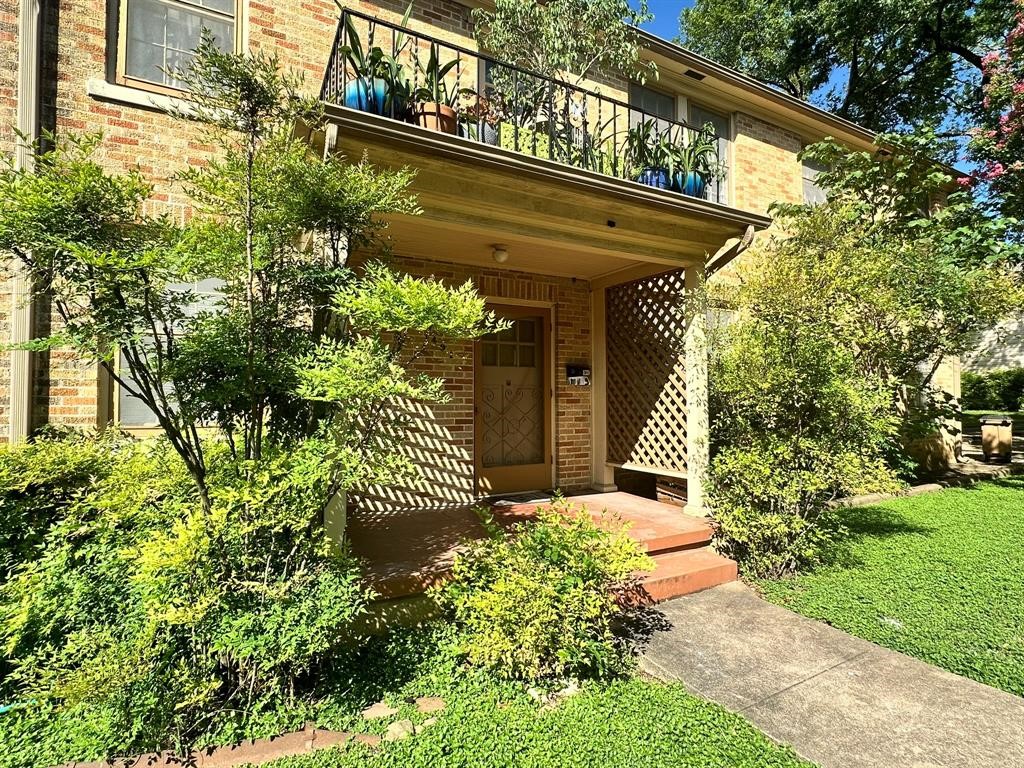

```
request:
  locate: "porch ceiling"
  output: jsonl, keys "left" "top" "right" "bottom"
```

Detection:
{"left": 324, "top": 106, "right": 771, "bottom": 279}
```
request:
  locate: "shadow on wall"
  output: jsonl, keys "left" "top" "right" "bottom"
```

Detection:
{"left": 965, "top": 315, "right": 1024, "bottom": 372}
{"left": 353, "top": 397, "right": 477, "bottom": 514}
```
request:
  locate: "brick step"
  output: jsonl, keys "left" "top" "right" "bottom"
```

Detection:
{"left": 639, "top": 547, "right": 738, "bottom": 603}
{"left": 633, "top": 522, "right": 713, "bottom": 556}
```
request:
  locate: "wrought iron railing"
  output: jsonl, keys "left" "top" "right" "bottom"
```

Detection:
{"left": 321, "top": 8, "right": 729, "bottom": 203}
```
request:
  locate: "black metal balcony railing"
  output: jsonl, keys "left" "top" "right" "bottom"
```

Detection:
{"left": 321, "top": 9, "right": 728, "bottom": 203}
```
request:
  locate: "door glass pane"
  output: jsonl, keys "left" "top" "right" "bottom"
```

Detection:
{"left": 499, "top": 344, "right": 516, "bottom": 367}
{"left": 482, "top": 342, "right": 497, "bottom": 366}
{"left": 518, "top": 344, "right": 535, "bottom": 367}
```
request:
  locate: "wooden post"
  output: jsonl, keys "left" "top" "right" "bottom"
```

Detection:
{"left": 590, "top": 282, "right": 616, "bottom": 491}
{"left": 683, "top": 265, "right": 708, "bottom": 514}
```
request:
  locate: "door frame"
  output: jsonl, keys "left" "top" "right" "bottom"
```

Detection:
{"left": 474, "top": 301, "right": 555, "bottom": 496}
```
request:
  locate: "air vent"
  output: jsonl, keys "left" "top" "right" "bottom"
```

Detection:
{"left": 684, "top": 69, "right": 706, "bottom": 81}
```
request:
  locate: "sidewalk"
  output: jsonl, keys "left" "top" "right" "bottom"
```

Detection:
{"left": 640, "top": 582, "right": 1024, "bottom": 768}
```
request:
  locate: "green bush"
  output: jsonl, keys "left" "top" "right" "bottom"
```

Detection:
{"left": 0, "top": 430, "right": 134, "bottom": 583}
{"left": 961, "top": 368, "right": 1024, "bottom": 411}
{"left": 436, "top": 500, "right": 653, "bottom": 682}
{"left": 0, "top": 435, "right": 371, "bottom": 762}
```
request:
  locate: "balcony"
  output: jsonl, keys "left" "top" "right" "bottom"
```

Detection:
{"left": 321, "top": 9, "right": 729, "bottom": 204}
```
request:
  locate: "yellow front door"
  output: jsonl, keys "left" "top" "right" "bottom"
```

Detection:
{"left": 475, "top": 306, "right": 552, "bottom": 495}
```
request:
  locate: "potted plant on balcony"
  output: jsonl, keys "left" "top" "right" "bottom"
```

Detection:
{"left": 414, "top": 43, "right": 465, "bottom": 134}
{"left": 669, "top": 123, "right": 722, "bottom": 198}
{"left": 339, "top": 2, "right": 414, "bottom": 119}
{"left": 626, "top": 118, "right": 671, "bottom": 189}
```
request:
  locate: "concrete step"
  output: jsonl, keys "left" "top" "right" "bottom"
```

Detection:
{"left": 639, "top": 547, "right": 738, "bottom": 603}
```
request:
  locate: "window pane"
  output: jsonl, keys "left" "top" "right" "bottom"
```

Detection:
{"left": 499, "top": 344, "right": 516, "bottom": 366}
{"left": 126, "top": 0, "right": 234, "bottom": 87}
{"left": 518, "top": 345, "right": 535, "bottom": 367}
{"left": 117, "top": 348, "right": 166, "bottom": 427}
{"left": 482, "top": 342, "right": 497, "bottom": 366}
{"left": 802, "top": 158, "right": 828, "bottom": 205}
{"left": 629, "top": 82, "right": 675, "bottom": 120}
{"left": 517, "top": 319, "right": 535, "bottom": 342}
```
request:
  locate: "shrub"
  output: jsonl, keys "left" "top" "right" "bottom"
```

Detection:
{"left": 961, "top": 368, "right": 1024, "bottom": 412}
{"left": 436, "top": 500, "right": 653, "bottom": 682}
{"left": 0, "top": 435, "right": 371, "bottom": 761}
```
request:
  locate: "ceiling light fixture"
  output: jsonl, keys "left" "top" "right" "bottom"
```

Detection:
{"left": 492, "top": 244, "right": 509, "bottom": 264}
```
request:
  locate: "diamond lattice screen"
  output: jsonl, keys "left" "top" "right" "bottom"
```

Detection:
{"left": 606, "top": 270, "right": 688, "bottom": 474}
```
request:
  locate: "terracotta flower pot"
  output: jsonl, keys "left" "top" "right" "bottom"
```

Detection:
{"left": 416, "top": 102, "right": 458, "bottom": 134}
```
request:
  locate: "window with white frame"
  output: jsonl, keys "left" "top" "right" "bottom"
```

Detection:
{"left": 802, "top": 156, "right": 828, "bottom": 205}
{"left": 119, "top": 0, "right": 237, "bottom": 91}
{"left": 116, "top": 278, "right": 223, "bottom": 428}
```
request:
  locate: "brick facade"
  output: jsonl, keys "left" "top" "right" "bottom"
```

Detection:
{"left": 1, "top": 0, "right": 904, "bottom": 483}
{"left": 355, "top": 256, "right": 592, "bottom": 512}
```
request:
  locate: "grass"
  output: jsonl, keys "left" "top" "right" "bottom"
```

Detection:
{"left": 0, "top": 626, "right": 814, "bottom": 768}
{"left": 263, "top": 677, "right": 814, "bottom": 768}
{"left": 960, "top": 409, "right": 1022, "bottom": 431}
{"left": 760, "top": 477, "right": 1024, "bottom": 697}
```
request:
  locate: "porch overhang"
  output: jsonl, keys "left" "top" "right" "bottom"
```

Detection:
{"left": 320, "top": 105, "right": 771, "bottom": 279}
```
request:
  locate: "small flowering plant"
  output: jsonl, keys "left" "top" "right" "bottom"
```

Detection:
{"left": 969, "top": 0, "right": 1024, "bottom": 222}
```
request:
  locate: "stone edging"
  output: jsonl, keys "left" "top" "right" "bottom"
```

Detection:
{"left": 52, "top": 725, "right": 380, "bottom": 768}
{"left": 834, "top": 462, "right": 1024, "bottom": 509}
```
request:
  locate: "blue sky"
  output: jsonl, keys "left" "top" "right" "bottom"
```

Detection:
{"left": 637, "top": 0, "right": 695, "bottom": 42}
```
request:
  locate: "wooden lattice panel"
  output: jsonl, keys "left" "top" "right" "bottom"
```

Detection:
{"left": 606, "top": 270, "right": 688, "bottom": 474}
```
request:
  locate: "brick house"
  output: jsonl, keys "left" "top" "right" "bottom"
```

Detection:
{"left": 2, "top": 0, "right": 931, "bottom": 519}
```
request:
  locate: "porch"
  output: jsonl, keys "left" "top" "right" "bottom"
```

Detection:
{"left": 349, "top": 491, "right": 737, "bottom": 605}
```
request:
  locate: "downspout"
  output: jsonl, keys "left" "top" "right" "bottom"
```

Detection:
{"left": 10, "top": 0, "right": 43, "bottom": 442}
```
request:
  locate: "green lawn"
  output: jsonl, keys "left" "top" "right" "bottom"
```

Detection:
{"left": 760, "top": 477, "right": 1024, "bottom": 697}
{"left": 265, "top": 677, "right": 813, "bottom": 768}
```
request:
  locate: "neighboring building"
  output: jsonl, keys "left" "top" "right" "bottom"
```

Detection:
{"left": 3, "top": 0, "right": 901, "bottom": 512}
{"left": 964, "top": 314, "right": 1024, "bottom": 372}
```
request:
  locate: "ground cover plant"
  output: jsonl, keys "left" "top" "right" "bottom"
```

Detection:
{"left": 759, "top": 478, "right": 1024, "bottom": 697}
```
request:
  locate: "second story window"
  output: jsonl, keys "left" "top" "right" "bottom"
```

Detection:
{"left": 629, "top": 82, "right": 676, "bottom": 123}
{"left": 688, "top": 103, "right": 730, "bottom": 205}
{"left": 119, "top": 0, "right": 237, "bottom": 91}
{"left": 802, "top": 157, "right": 828, "bottom": 205}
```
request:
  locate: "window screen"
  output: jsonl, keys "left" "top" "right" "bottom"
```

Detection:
{"left": 124, "top": 0, "right": 235, "bottom": 89}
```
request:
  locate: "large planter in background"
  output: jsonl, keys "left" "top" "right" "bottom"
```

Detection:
{"left": 344, "top": 77, "right": 388, "bottom": 115}
{"left": 637, "top": 167, "right": 670, "bottom": 190}
{"left": 416, "top": 102, "right": 458, "bottom": 134}
{"left": 672, "top": 171, "right": 708, "bottom": 198}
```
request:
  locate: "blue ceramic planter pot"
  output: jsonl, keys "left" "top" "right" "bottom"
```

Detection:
{"left": 672, "top": 171, "right": 708, "bottom": 198}
{"left": 344, "top": 77, "right": 388, "bottom": 115}
{"left": 638, "top": 168, "right": 670, "bottom": 189}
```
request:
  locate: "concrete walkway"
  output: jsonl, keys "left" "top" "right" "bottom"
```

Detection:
{"left": 640, "top": 582, "right": 1024, "bottom": 768}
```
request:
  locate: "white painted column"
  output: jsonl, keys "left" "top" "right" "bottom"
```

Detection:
{"left": 9, "top": 0, "right": 42, "bottom": 443}
{"left": 683, "top": 265, "right": 709, "bottom": 514}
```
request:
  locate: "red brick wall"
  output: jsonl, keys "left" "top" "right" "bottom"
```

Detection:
{"left": 354, "top": 256, "right": 592, "bottom": 512}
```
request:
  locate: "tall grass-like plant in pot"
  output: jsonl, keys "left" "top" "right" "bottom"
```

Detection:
{"left": 670, "top": 122, "right": 721, "bottom": 198}
{"left": 340, "top": 3, "right": 415, "bottom": 118}
{"left": 626, "top": 118, "right": 671, "bottom": 189}
{"left": 414, "top": 43, "right": 464, "bottom": 134}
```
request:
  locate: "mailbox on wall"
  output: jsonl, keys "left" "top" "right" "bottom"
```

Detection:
{"left": 566, "top": 364, "right": 591, "bottom": 387}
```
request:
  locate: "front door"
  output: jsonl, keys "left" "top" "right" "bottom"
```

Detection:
{"left": 475, "top": 305, "right": 552, "bottom": 495}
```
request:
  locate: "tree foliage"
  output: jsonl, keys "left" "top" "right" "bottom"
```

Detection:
{"left": 679, "top": 0, "right": 1017, "bottom": 131}
{"left": 709, "top": 131, "right": 1021, "bottom": 577}
{"left": 472, "top": 0, "right": 655, "bottom": 85}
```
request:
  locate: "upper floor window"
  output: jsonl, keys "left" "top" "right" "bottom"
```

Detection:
{"left": 628, "top": 82, "right": 676, "bottom": 122}
{"left": 118, "top": 0, "right": 238, "bottom": 92}
{"left": 802, "top": 157, "right": 828, "bottom": 205}
{"left": 688, "top": 103, "right": 730, "bottom": 205}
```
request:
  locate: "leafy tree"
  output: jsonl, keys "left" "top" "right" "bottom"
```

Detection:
{"left": 0, "top": 40, "right": 496, "bottom": 512}
{"left": 472, "top": 0, "right": 655, "bottom": 85}
{"left": 679, "top": 0, "right": 1017, "bottom": 131}
{"left": 968, "top": 1, "right": 1024, "bottom": 228}
{"left": 708, "top": 131, "right": 1022, "bottom": 576}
